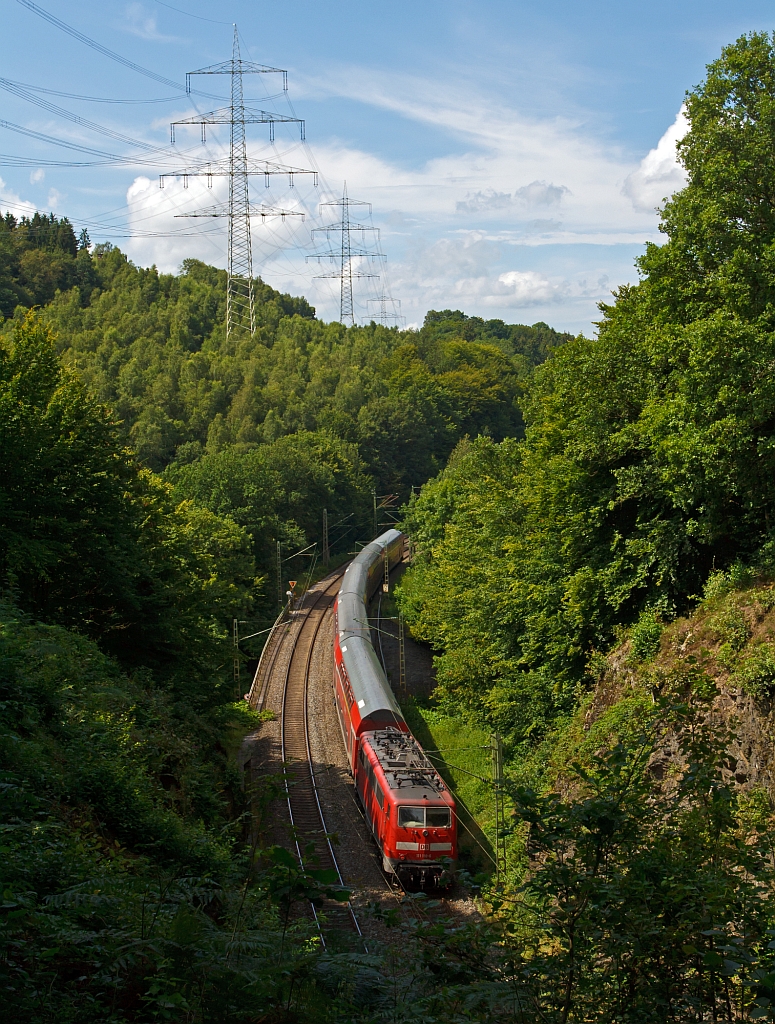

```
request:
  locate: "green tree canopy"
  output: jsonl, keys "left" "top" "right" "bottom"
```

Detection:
{"left": 0, "top": 250, "right": 566, "bottom": 486}
{"left": 400, "top": 31, "right": 775, "bottom": 737}
{"left": 0, "top": 311, "right": 255, "bottom": 678}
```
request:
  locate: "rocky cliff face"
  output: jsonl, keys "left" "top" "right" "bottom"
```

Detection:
{"left": 581, "top": 577, "right": 775, "bottom": 799}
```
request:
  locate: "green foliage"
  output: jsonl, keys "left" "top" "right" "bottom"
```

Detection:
{"left": 166, "top": 429, "right": 372, "bottom": 609}
{"left": 0, "top": 605, "right": 235, "bottom": 869}
{"left": 504, "top": 689, "right": 775, "bottom": 1021}
{"left": 630, "top": 609, "right": 664, "bottom": 661}
{"left": 704, "top": 569, "right": 735, "bottom": 602}
{"left": 420, "top": 309, "right": 571, "bottom": 374}
{"left": 0, "top": 311, "right": 257, "bottom": 676}
{"left": 0, "top": 609, "right": 369, "bottom": 1024}
{"left": 398, "top": 435, "right": 576, "bottom": 739}
{"left": 731, "top": 641, "right": 775, "bottom": 696}
{"left": 0, "top": 241, "right": 561, "bottom": 641}
{"left": 0, "top": 250, "right": 563, "bottom": 489}
{"left": 713, "top": 602, "right": 752, "bottom": 654}
{"left": 0, "top": 211, "right": 88, "bottom": 315}
{"left": 400, "top": 31, "right": 775, "bottom": 741}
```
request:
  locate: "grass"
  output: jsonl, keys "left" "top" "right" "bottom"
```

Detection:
{"left": 400, "top": 696, "right": 498, "bottom": 878}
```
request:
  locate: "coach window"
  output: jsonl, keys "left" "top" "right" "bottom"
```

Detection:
{"left": 374, "top": 781, "right": 384, "bottom": 810}
{"left": 398, "top": 806, "right": 425, "bottom": 828}
{"left": 426, "top": 807, "right": 451, "bottom": 828}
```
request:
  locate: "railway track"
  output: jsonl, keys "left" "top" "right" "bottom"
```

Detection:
{"left": 249, "top": 564, "right": 446, "bottom": 947}
{"left": 268, "top": 570, "right": 365, "bottom": 945}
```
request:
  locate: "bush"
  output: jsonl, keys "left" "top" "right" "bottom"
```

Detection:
{"left": 731, "top": 642, "right": 775, "bottom": 697}
{"left": 630, "top": 611, "right": 664, "bottom": 662}
{"left": 713, "top": 603, "right": 751, "bottom": 653}
{"left": 703, "top": 570, "right": 733, "bottom": 602}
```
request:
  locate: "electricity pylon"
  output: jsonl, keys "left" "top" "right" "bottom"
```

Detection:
{"left": 168, "top": 27, "right": 306, "bottom": 338}
{"left": 367, "top": 289, "right": 405, "bottom": 327}
{"left": 308, "top": 182, "right": 381, "bottom": 326}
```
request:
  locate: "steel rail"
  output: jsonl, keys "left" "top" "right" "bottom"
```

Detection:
{"left": 278, "top": 569, "right": 364, "bottom": 945}
{"left": 302, "top": 586, "right": 365, "bottom": 944}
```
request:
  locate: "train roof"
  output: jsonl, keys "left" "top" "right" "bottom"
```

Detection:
{"left": 336, "top": 590, "right": 370, "bottom": 642}
{"left": 336, "top": 529, "right": 406, "bottom": 729}
{"left": 363, "top": 727, "right": 450, "bottom": 803}
{"left": 339, "top": 635, "right": 404, "bottom": 726}
{"left": 338, "top": 530, "right": 403, "bottom": 597}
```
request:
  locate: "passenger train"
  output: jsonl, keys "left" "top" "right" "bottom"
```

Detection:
{"left": 332, "top": 529, "right": 457, "bottom": 888}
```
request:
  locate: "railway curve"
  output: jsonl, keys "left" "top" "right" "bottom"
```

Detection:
{"left": 242, "top": 560, "right": 480, "bottom": 944}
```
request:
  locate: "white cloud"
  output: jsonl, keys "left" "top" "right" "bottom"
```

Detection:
{"left": 47, "top": 188, "right": 64, "bottom": 211}
{"left": 623, "top": 107, "right": 688, "bottom": 212}
{"left": 497, "top": 270, "right": 559, "bottom": 303}
{"left": 124, "top": 170, "right": 311, "bottom": 273}
{"left": 456, "top": 181, "right": 570, "bottom": 216}
{"left": 0, "top": 178, "right": 36, "bottom": 219}
{"left": 122, "top": 3, "right": 181, "bottom": 43}
{"left": 125, "top": 174, "right": 228, "bottom": 270}
{"left": 457, "top": 189, "right": 513, "bottom": 214}
{"left": 30, "top": 169, "right": 45, "bottom": 185}
{"left": 513, "top": 180, "right": 571, "bottom": 206}
{"left": 525, "top": 218, "right": 562, "bottom": 233}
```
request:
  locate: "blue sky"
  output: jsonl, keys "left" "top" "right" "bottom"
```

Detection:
{"left": 1, "top": 0, "right": 774, "bottom": 331}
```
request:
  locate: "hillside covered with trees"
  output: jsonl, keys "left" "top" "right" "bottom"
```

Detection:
{"left": 400, "top": 30, "right": 775, "bottom": 746}
{"left": 0, "top": 230, "right": 566, "bottom": 628}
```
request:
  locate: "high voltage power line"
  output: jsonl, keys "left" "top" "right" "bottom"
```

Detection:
{"left": 0, "top": 77, "right": 174, "bottom": 155}
{"left": 14, "top": 0, "right": 183, "bottom": 91}
{"left": 4, "top": 79, "right": 186, "bottom": 105}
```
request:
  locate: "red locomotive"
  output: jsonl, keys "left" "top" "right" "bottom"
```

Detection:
{"left": 332, "top": 529, "right": 457, "bottom": 888}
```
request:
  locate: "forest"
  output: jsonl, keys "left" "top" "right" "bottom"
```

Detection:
{"left": 5, "top": 27, "right": 775, "bottom": 1024}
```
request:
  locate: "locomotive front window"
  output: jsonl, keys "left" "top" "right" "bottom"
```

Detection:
{"left": 398, "top": 806, "right": 425, "bottom": 828}
{"left": 426, "top": 807, "right": 451, "bottom": 828}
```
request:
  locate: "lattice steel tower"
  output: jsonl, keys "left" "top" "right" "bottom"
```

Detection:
{"left": 367, "top": 289, "right": 405, "bottom": 327}
{"left": 169, "top": 27, "right": 306, "bottom": 337}
{"left": 309, "top": 183, "right": 382, "bottom": 326}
